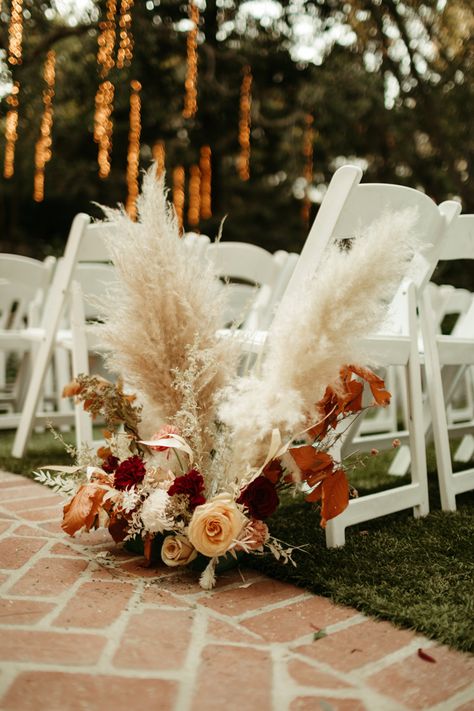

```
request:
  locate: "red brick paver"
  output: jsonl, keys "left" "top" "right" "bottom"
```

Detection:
{"left": 0, "top": 471, "right": 473, "bottom": 711}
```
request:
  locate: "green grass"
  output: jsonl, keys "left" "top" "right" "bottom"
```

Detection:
{"left": 1, "top": 429, "right": 473, "bottom": 652}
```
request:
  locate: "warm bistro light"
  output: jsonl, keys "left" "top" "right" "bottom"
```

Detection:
{"left": 188, "top": 164, "right": 201, "bottom": 227}
{"left": 172, "top": 166, "right": 186, "bottom": 232}
{"left": 125, "top": 80, "right": 142, "bottom": 219}
{"left": 97, "top": 0, "right": 117, "bottom": 78}
{"left": 301, "top": 113, "right": 314, "bottom": 228}
{"left": 8, "top": 0, "right": 24, "bottom": 65}
{"left": 3, "top": 82, "right": 20, "bottom": 179}
{"left": 152, "top": 140, "right": 166, "bottom": 177}
{"left": 183, "top": 2, "right": 199, "bottom": 119}
{"left": 117, "top": 0, "right": 135, "bottom": 69}
{"left": 34, "top": 51, "right": 56, "bottom": 202}
{"left": 94, "top": 81, "right": 115, "bottom": 179}
{"left": 238, "top": 64, "right": 252, "bottom": 181}
{"left": 94, "top": 0, "right": 117, "bottom": 177}
{"left": 199, "top": 145, "right": 212, "bottom": 219}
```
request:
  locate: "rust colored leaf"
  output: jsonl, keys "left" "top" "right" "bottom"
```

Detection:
{"left": 263, "top": 459, "right": 284, "bottom": 484}
{"left": 62, "top": 380, "right": 82, "bottom": 398}
{"left": 417, "top": 648, "right": 436, "bottom": 663}
{"left": 305, "top": 483, "right": 323, "bottom": 503}
{"left": 62, "top": 484, "right": 106, "bottom": 536}
{"left": 289, "top": 446, "right": 335, "bottom": 487}
{"left": 320, "top": 469, "right": 349, "bottom": 527}
{"left": 348, "top": 364, "right": 391, "bottom": 407}
{"left": 108, "top": 515, "right": 130, "bottom": 543}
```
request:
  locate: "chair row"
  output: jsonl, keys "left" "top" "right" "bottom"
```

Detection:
{"left": 0, "top": 228, "right": 298, "bottom": 448}
{"left": 2, "top": 164, "right": 472, "bottom": 550}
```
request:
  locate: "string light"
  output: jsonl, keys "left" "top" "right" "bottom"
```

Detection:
{"left": 183, "top": 2, "right": 199, "bottom": 119}
{"left": 97, "top": 0, "right": 117, "bottom": 78}
{"left": 301, "top": 113, "right": 314, "bottom": 228}
{"left": 117, "top": 0, "right": 135, "bottom": 69}
{"left": 199, "top": 145, "right": 212, "bottom": 219}
{"left": 94, "top": 81, "right": 115, "bottom": 179}
{"left": 8, "top": 0, "right": 24, "bottom": 65}
{"left": 152, "top": 140, "right": 166, "bottom": 177}
{"left": 125, "top": 80, "right": 142, "bottom": 219}
{"left": 188, "top": 164, "right": 201, "bottom": 227}
{"left": 33, "top": 51, "right": 56, "bottom": 202}
{"left": 238, "top": 64, "right": 252, "bottom": 181}
{"left": 3, "top": 82, "right": 20, "bottom": 179}
{"left": 172, "top": 166, "right": 185, "bottom": 233}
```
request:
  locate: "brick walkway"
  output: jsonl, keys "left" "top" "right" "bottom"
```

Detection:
{"left": 0, "top": 470, "right": 473, "bottom": 711}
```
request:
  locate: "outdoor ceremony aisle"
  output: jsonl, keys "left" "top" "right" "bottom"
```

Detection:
{"left": 0, "top": 470, "right": 473, "bottom": 711}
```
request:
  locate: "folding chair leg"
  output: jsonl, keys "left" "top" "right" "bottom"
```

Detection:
{"left": 406, "top": 306, "right": 429, "bottom": 518}
{"left": 420, "top": 290, "right": 457, "bottom": 511}
{"left": 12, "top": 334, "right": 57, "bottom": 458}
{"left": 70, "top": 281, "right": 94, "bottom": 448}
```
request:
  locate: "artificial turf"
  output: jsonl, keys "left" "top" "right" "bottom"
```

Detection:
{"left": 1, "top": 429, "right": 473, "bottom": 652}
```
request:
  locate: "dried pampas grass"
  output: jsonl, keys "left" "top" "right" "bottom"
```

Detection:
{"left": 219, "top": 209, "right": 420, "bottom": 469}
{"left": 94, "top": 166, "right": 238, "bottom": 462}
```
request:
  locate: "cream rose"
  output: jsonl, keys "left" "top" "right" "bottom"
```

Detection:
{"left": 161, "top": 534, "right": 198, "bottom": 567}
{"left": 187, "top": 494, "right": 247, "bottom": 558}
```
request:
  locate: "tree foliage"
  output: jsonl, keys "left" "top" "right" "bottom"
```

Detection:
{"left": 0, "top": 0, "right": 472, "bottom": 287}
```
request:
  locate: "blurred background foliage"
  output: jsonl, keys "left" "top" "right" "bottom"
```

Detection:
{"left": 0, "top": 0, "right": 472, "bottom": 287}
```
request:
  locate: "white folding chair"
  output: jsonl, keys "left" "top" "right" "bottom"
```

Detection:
{"left": 206, "top": 241, "right": 297, "bottom": 330}
{"left": 418, "top": 213, "right": 474, "bottom": 510}
{"left": 316, "top": 188, "right": 460, "bottom": 545}
{"left": 218, "top": 165, "right": 460, "bottom": 545}
{"left": 11, "top": 215, "right": 113, "bottom": 457}
{"left": 0, "top": 254, "right": 56, "bottom": 428}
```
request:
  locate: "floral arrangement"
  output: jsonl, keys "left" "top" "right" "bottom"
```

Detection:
{"left": 35, "top": 166, "right": 418, "bottom": 589}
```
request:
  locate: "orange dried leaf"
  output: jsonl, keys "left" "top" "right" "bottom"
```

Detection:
{"left": 305, "top": 484, "right": 323, "bottom": 503}
{"left": 348, "top": 365, "right": 391, "bottom": 407}
{"left": 289, "top": 446, "right": 335, "bottom": 488}
{"left": 96, "top": 446, "right": 112, "bottom": 460}
{"left": 62, "top": 380, "right": 82, "bottom": 398}
{"left": 320, "top": 469, "right": 349, "bottom": 527}
{"left": 62, "top": 484, "right": 106, "bottom": 536}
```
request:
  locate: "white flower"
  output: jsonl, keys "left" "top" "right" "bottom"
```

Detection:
{"left": 140, "top": 489, "right": 174, "bottom": 534}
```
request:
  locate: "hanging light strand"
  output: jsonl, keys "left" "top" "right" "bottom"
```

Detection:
{"left": 94, "top": 80, "right": 115, "bottom": 179}
{"left": 3, "top": 82, "right": 20, "bottom": 179}
{"left": 8, "top": 0, "right": 24, "bottom": 65}
{"left": 152, "top": 140, "right": 166, "bottom": 178}
{"left": 301, "top": 113, "right": 314, "bottom": 228}
{"left": 183, "top": 2, "right": 199, "bottom": 119}
{"left": 188, "top": 164, "right": 201, "bottom": 227}
{"left": 97, "top": 0, "right": 117, "bottom": 77}
{"left": 172, "top": 166, "right": 185, "bottom": 233}
{"left": 116, "top": 0, "right": 135, "bottom": 69}
{"left": 238, "top": 64, "right": 252, "bottom": 181}
{"left": 125, "top": 80, "right": 142, "bottom": 219}
{"left": 199, "top": 145, "right": 212, "bottom": 220}
{"left": 33, "top": 51, "right": 56, "bottom": 202}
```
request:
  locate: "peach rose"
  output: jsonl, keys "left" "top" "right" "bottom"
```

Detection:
{"left": 187, "top": 494, "right": 247, "bottom": 558}
{"left": 161, "top": 534, "right": 198, "bottom": 567}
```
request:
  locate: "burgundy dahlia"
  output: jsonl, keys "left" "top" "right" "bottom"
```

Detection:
{"left": 237, "top": 476, "right": 279, "bottom": 519}
{"left": 168, "top": 469, "right": 206, "bottom": 510}
{"left": 114, "top": 455, "right": 146, "bottom": 490}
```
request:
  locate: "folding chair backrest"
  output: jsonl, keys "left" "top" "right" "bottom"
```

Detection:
{"left": 436, "top": 214, "right": 474, "bottom": 338}
{"left": 331, "top": 183, "right": 457, "bottom": 290}
{"left": 0, "top": 254, "right": 56, "bottom": 329}
{"left": 207, "top": 241, "right": 290, "bottom": 328}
